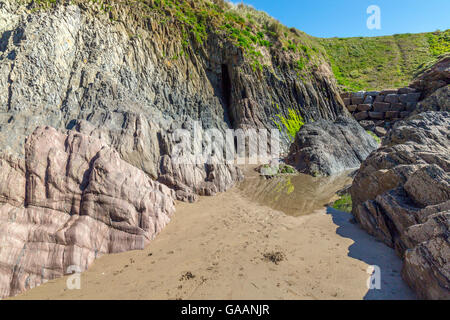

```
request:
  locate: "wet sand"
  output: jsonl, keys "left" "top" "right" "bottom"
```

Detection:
{"left": 12, "top": 169, "right": 416, "bottom": 300}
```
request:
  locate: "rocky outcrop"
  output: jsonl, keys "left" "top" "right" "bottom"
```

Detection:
{"left": 413, "top": 85, "right": 450, "bottom": 114}
{"left": 0, "top": 127, "right": 176, "bottom": 298}
{"left": 411, "top": 54, "right": 450, "bottom": 98}
{"left": 72, "top": 117, "right": 243, "bottom": 203}
{"left": 410, "top": 54, "right": 450, "bottom": 115}
{"left": 286, "top": 116, "right": 379, "bottom": 176}
{"left": 342, "top": 54, "right": 450, "bottom": 136}
{"left": 351, "top": 111, "right": 450, "bottom": 300}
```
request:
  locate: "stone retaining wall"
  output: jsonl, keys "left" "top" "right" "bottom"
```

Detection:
{"left": 341, "top": 87, "right": 422, "bottom": 137}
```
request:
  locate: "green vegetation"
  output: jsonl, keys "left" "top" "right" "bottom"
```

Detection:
{"left": 366, "top": 130, "right": 381, "bottom": 144}
{"left": 273, "top": 106, "right": 305, "bottom": 141}
{"left": 320, "top": 30, "right": 450, "bottom": 91}
{"left": 260, "top": 163, "right": 297, "bottom": 177}
{"left": 428, "top": 30, "right": 450, "bottom": 57}
{"left": 331, "top": 194, "right": 352, "bottom": 213}
{"left": 279, "top": 164, "right": 296, "bottom": 175}
{"left": 273, "top": 177, "right": 295, "bottom": 196}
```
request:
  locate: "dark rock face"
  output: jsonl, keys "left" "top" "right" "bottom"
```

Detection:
{"left": 286, "top": 116, "right": 379, "bottom": 176}
{"left": 0, "top": 2, "right": 345, "bottom": 151}
{"left": 351, "top": 111, "right": 450, "bottom": 300}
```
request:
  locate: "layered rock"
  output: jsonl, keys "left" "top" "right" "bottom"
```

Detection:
{"left": 410, "top": 54, "right": 450, "bottom": 115}
{"left": 351, "top": 111, "right": 450, "bottom": 300}
{"left": 0, "top": 127, "right": 176, "bottom": 298}
{"left": 410, "top": 54, "right": 450, "bottom": 98}
{"left": 0, "top": 1, "right": 345, "bottom": 151}
{"left": 286, "top": 116, "right": 379, "bottom": 176}
{"left": 0, "top": 0, "right": 350, "bottom": 299}
{"left": 73, "top": 117, "right": 243, "bottom": 202}
{"left": 0, "top": 1, "right": 346, "bottom": 199}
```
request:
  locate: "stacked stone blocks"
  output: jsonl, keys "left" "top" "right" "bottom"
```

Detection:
{"left": 341, "top": 87, "right": 422, "bottom": 136}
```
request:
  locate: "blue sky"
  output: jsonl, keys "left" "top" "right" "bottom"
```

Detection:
{"left": 238, "top": 0, "right": 450, "bottom": 38}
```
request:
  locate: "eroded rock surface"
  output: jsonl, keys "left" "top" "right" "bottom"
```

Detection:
{"left": 0, "top": 1, "right": 345, "bottom": 154}
{"left": 73, "top": 117, "right": 243, "bottom": 203}
{"left": 0, "top": 127, "right": 176, "bottom": 298}
{"left": 411, "top": 55, "right": 450, "bottom": 98}
{"left": 0, "top": 1, "right": 345, "bottom": 200}
{"left": 413, "top": 85, "right": 450, "bottom": 114}
{"left": 286, "top": 116, "right": 379, "bottom": 176}
{"left": 351, "top": 111, "right": 450, "bottom": 300}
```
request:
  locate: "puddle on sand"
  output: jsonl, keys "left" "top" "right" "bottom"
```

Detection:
{"left": 238, "top": 167, "right": 354, "bottom": 217}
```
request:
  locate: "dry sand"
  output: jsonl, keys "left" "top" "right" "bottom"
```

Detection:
{"left": 12, "top": 169, "right": 416, "bottom": 300}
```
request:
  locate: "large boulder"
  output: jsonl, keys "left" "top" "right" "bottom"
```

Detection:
{"left": 0, "top": 127, "right": 176, "bottom": 298}
{"left": 413, "top": 85, "right": 450, "bottom": 114}
{"left": 351, "top": 111, "right": 450, "bottom": 300}
{"left": 286, "top": 116, "right": 379, "bottom": 176}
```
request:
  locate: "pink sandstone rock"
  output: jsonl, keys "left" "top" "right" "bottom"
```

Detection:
{"left": 0, "top": 127, "right": 176, "bottom": 298}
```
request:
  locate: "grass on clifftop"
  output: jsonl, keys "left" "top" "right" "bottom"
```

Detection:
{"left": 320, "top": 30, "right": 450, "bottom": 91}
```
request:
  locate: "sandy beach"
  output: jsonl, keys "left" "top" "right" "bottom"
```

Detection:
{"left": 12, "top": 169, "right": 416, "bottom": 300}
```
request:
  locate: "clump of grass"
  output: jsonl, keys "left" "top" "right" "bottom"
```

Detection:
{"left": 273, "top": 105, "right": 305, "bottom": 141}
{"left": 279, "top": 164, "right": 296, "bottom": 174}
{"left": 331, "top": 194, "right": 352, "bottom": 213}
{"left": 366, "top": 130, "right": 381, "bottom": 144}
{"left": 295, "top": 57, "right": 305, "bottom": 71}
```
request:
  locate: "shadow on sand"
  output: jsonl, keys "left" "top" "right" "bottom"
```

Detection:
{"left": 326, "top": 207, "right": 417, "bottom": 300}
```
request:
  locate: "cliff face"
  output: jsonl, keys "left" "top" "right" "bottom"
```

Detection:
{"left": 0, "top": 0, "right": 345, "bottom": 153}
